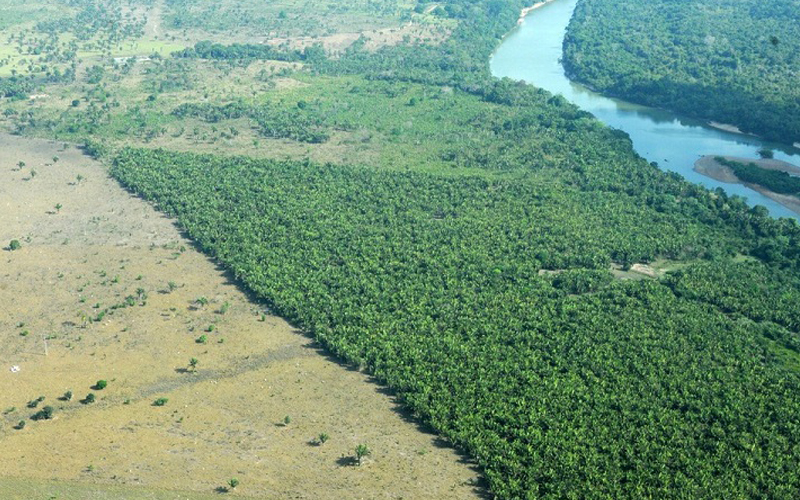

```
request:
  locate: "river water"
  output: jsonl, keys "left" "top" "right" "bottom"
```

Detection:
{"left": 490, "top": 0, "right": 800, "bottom": 219}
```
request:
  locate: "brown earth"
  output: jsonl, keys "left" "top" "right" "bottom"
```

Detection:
{"left": 0, "top": 133, "right": 485, "bottom": 499}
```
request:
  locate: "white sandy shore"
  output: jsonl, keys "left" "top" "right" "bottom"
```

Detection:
{"left": 518, "top": 0, "right": 560, "bottom": 24}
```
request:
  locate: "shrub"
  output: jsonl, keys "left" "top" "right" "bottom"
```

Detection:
{"left": 355, "top": 444, "right": 371, "bottom": 465}
{"left": 83, "top": 393, "right": 96, "bottom": 404}
{"left": 94, "top": 379, "right": 107, "bottom": 390}
{"left": 758, "top": 148, "right": 775, "bottom": 159}
{"left": 153, "top": 397, "right": 168, "bottom": 406}
{"left": 31, "top": 406, "right": 54, "bottom": 421}
{"left": 9, "top": 239, "right": 21, "bottom": 251}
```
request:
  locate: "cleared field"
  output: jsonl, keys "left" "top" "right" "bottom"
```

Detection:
{"left": 0, "top": 133, "right": 485, "bottom": 499}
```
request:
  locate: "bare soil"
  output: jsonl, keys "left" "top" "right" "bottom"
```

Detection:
{"left": 0, "top": 133, "right": 485, "bottom": 499}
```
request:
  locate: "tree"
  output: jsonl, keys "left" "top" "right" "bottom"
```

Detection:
{"left": 758, "top": 148, "right": 775, "bottom": 159}
{"left": 31, "top": 406, "right": 54, "bottom": 421}
{"left": 189, "top": 357, "right": 199, "bottom": 371}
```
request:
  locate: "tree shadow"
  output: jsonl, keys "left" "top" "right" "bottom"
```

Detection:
{"left": 336, "top": 456, "right": 357, "bottom": 467}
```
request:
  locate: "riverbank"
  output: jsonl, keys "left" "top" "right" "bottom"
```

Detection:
{"left": 695, "top": 155, "right": 800, "bottom": 216}
{"left": 518, "top": 0, "right": 559, "bottom": 24}
{"left": 708, "top": 121, "right": 753, "bottom": 137}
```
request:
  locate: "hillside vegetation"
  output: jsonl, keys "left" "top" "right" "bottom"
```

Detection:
{"left": 563, "top": 0, "right": 800, "bottom": 144}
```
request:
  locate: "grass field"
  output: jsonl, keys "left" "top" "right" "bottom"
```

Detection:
{"left": 0, "top": 133, "right": 485, "bottom": 498}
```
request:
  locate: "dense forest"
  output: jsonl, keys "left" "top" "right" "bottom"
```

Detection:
{"left": 112, "top": 146, "right": 800, "bottom": 500}
{"left": 563, "top": 0, "right": 800, "bottom": 144}
{"left": 4, "top": 0, "right": 800, "bottom": 497}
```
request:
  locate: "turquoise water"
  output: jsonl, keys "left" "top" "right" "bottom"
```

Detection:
{"left": 490, "top": 0, "right": 800, "bottom": 219}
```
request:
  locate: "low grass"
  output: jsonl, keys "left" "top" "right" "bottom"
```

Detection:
{"left": 0, "top": 477, "right": 232, "bottom": 500}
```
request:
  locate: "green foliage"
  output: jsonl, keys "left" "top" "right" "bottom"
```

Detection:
{"left": 94, "top": 379, "right": 107, "bottom": 390}
{"left": 227, "top": 478, "right": 239, "bottom": 490}
{"left": 8, "top": 239, "right": 21, "bottom": 251}
{"left": 83, "top": 393, "right": 96, "bottom": 404}
{"left": 30, "top": 405, "right": 54, "bottom": 421}
{"left": 0, "top": 77, "right": 34, "bottom": 99}
{"left": 110, "top": 146, "right": 800, "bottom": 499}
{"left": 318, "top": 432, "right": 329, "bottom": 444}
{"left": 563, "top": 0, "right": 800, "bottom": 143}
{"left": 714, "top": 157, "right": 800, "bottom": 196}
{"left": 153, "top": 397, "right": 168, "bottom": 407}
{"left": 175, "top": 40, "right": 305, "bottom": 62}
{"left": 172, "top": 101, "right": 330, "bottom": 143}
{"left": 354, "top": 444, "right": 370, "bottom": 465}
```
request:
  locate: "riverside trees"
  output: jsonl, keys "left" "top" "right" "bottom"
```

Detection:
{"left": 563, "top": 0, "right": 800, "bottom": 143}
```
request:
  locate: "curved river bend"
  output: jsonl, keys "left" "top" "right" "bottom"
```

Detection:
{"left": 490, "top": 0, "right": 800, "bottom": 219}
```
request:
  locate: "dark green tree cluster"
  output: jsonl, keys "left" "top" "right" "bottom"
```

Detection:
{"left": 563, "top": 0, "right": 800, "bottom": 143}
{"left": 111, "top": 146, "right": 800, "bottom": 499}
{"left": 172, "top": 100, "right": 329, "bottom": 143}
{"left": 0, "top": 77, "right": 34, "bottom": 99}
{"left": 714, "top": 157, "right": 800, "bottom": 196}
{"left": 175, "top": 40, "right": 307, "bottom": 63}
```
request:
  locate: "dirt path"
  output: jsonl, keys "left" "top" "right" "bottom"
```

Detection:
{"left": 144, "top": 0, "right": 163, "bottom": 38}
{"left": 0, "top": 134, "right": 485, "bottom": 499}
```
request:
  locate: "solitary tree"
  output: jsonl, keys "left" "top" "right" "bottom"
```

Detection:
{"left": 355, "top": 444, "right": 371, "bottom": 465}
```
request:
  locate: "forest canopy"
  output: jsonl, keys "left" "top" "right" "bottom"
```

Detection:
{"left": 563, "top": 0, "right": 800, "bottom": 143}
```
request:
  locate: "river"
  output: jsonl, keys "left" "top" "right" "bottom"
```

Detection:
{"left": 490, "top": 0, "right": 800, "bottom": 219}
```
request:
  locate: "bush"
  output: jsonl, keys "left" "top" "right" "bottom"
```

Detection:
{"left": 9, "top": 239, "right": 21, "bottom": 251}
{"left": 153, "top": 397, "right": 168, "bottom": 406}
{"left": 31, "top": 406, "right": 54, "bottom": 421}
{"left": 94, "top": 379, "right": 108, "bottom": 390}
{"left": 355, "top": 444, "right": 370, "bottom": 465}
